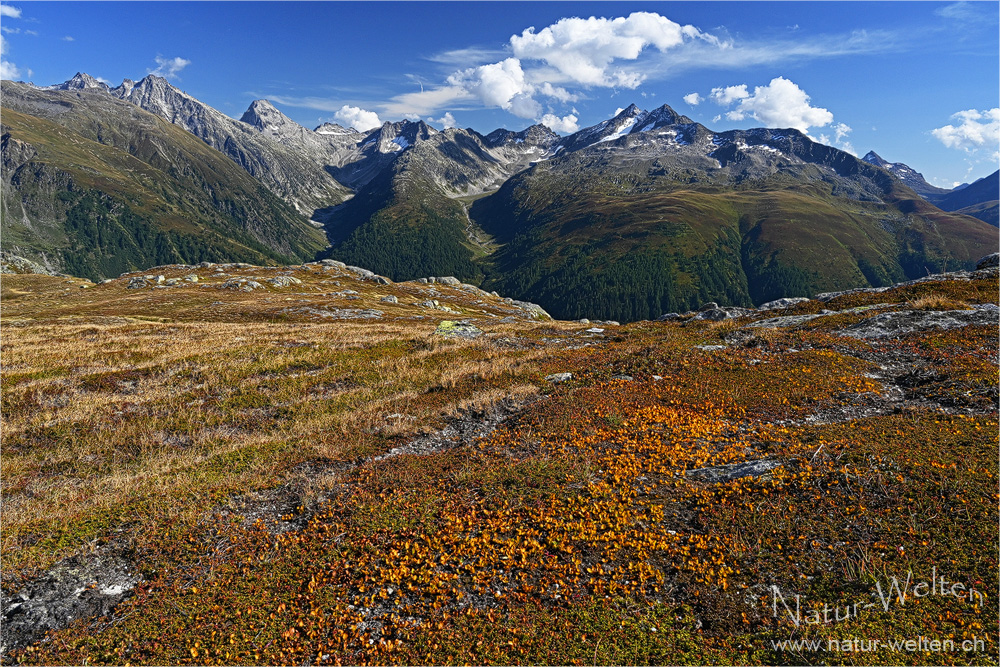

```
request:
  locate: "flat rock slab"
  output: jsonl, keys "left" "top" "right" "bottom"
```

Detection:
{"left": 1, "top": 553, "right": 141, "bottom": 656}
{"left": 841, "top": 305, "right": 999, "bottom": 339}
{"left": 685, "top": 459, "right": 783, "bottom": 484}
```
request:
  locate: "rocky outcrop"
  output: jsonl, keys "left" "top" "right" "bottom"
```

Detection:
{"left": 1, "top": 552, "right": 141, "bottom": 656}
{"left": 841, "top": 304, "right": 999, "bottom": 339}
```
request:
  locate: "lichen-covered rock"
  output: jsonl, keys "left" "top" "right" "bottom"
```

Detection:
{"left": 545, "top": 372, "right": 573, "bottom": 383}
{"left": 759, "top": 297, "right": 811, "bottom": 311}
{"left": 690, "top": 306, "right": 754, "bottom": 321}
{"left": 686, "top": 459, "right": 783, "bottom": 483}
{"left": 436, "top": 276, "right": 461, "bottom": 286}
{"left": 221, "top": 278, "right": 265, "bottom": 292}
{"left": 433, "top": 320, "right": 482, "bottom": 339}
{"left": 266, "top": 275, "right": 303, "bottom": 288}
{"left": 380, "top": 295, "right": 399, "bottom": 304}
{"left": 346, "top": 266, "right": 375, "bottom": 280}
{"left": 841, "top": 305, "right": 999, "bottom": 339}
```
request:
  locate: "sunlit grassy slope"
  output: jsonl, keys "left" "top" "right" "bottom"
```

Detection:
{"left": 472, "top": 164, "right": 996, "bottom": 322}
{"left": 1, "top": 262, "right": 997, "bottom": 665}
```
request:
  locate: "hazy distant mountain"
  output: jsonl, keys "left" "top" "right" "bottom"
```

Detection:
{"left": 932, "top": 170, "right": 999, "bottom": 226}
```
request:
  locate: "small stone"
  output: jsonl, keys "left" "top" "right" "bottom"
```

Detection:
{"left": 545, "top": 372, "right": 573, "bottom": 383}
{"left": 578, "top": 319, "right": 590, "bottom": 324}
{"left": 611, "top": 374, "right": 633, "bottom": 381}
{"left": 380, "top": 295, "right": 398, "bottom": 304}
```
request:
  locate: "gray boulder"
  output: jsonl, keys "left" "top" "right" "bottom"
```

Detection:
{"left": 266, "top": 276, "right": 303, "bottom": 287}
{"left": 759, "top": 297, "right": 811, "bottom": 311}
{"left": 545, "top": 372, "right": 573, "bottom": 383}
{"left": 691, "top": 306, "right": 754, "bottom": 321}
{"left": 976, "top": 253, "right": 999, "bottom": 270}
{"left": 345, "top": 266, "right": 375, "bottom": 280}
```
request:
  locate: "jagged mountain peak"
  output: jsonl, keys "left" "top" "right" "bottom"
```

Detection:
{"left": 862, "top": 150, "right": 888, "bottom": 166}
{"left": 364, "top": 119, "right": 437, "bottom": 153}
{"left": 861, "top": 150, "right": 947, "bottom": 197}
{"left": 314, "top": 122, "right": 358, "bottom": 136}
{"left": 240, "top": 99, "right": 297, "bottom": 132}
{"left": 46, "top": 72, "right": 109, "bottom": 92}
{"left": 485, "top": 124, "right": 560, "bottom": 149}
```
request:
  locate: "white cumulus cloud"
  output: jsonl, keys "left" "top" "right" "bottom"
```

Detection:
{"left": 683, "top": 92, "right": 703, "bottom": 106}
{"left": 149, "top": 55, "right": 191, "bottom": 79}
{"left": 931, "top": 108, "right": 1000, "bottom": 152}
{"left": 448, "top": 58, "right": 533, "bottom": 115}
{"left": 511, "top": 12, "right": 717, "bottom": 89}
{"left": 386, "top": 11, "right": 721, "bottom": 130}
{"left": 712, "top": 77, "right": 833, "bottom": 133}
{"left": 818, "top": 122, "right": 856, "bottom": 155}
{"left": 334, "top": 105, "right": 383, "bottom": 132}
{"left": 0, "top": 33, "right": 19, "bottom": 80}
{"left": 539, "top": 113, "right": 579, "bottom": 133}
{"left": 0, "top": 3, "right": 21, "bottom": 18}
{"left": 709, "top": 84, "right": 749, "bottom": 106}
{"left": 428, "top": 112, "right": 458, "bottom": 129}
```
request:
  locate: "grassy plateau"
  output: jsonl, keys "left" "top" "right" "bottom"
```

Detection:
{"left": 1, "top": 260, "right": 997, "bottom": 665}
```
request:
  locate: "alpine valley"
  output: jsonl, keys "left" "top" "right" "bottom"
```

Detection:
{"left": 2, "top": 74, "right": 996, "bottom": 322}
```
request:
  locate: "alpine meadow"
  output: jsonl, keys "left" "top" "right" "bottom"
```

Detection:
{"left": 1, "top": 2, "right": 998, "bottom": 665}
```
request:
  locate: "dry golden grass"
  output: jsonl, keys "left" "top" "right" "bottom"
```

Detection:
{"left": 0, "top": 269, "right": 573, "bottom": 579}
{"left": 907, "top": 293, "right": 972, "bottom": 311}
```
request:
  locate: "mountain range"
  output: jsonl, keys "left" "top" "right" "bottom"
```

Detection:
{"left": 2, "top": 73, "right": 996, "bottom": 321}
{"left": 862, "top": 150, "right": 999, "bottom": 226}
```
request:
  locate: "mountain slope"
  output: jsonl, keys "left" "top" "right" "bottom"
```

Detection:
{"left": 471, "top": 113, "right": 996, "bottom": 321}
{"left": 323, "top": 122, "right": 558, "bottom": 280}
{"left": 1, "top": 81, "right": 326, "bottom": 280}
{"left": 105, "top": 75, "right": 350, "bottom": 213}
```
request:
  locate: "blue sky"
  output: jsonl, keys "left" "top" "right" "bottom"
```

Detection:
{"left": 1, "top": 1, "right": 997, "bottom": 186}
